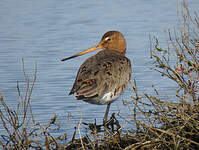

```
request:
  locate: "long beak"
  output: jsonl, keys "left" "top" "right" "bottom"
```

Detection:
{"left": 61, "top": 43, "right": 103, "bottom": 61}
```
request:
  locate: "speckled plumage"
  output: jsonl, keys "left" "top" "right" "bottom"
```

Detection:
{"left": 70, "top": 50, "right": 131, "bottom": 105}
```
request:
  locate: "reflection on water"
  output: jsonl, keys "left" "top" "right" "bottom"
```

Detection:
{"left": 0, "top": 0, "right": 199, "bottom": 138}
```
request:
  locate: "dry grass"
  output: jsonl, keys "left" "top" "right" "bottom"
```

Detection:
{"left": 0, "top": 1, "right": 199, "bottom": 149}
{"left": 0, "top": 59, "right": 66, "bottom": 149}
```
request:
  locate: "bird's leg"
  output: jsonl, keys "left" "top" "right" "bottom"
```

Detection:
{"left": 103, "top": 103, "right": 111, "bottom": 125}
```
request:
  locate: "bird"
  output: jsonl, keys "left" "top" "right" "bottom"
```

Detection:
{"left": 61, "top": 31, "right": 131, "bottom": 124}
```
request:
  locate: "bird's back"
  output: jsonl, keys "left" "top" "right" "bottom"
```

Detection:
{"left": 70, "top": 50, "right": 131, "bottom": 105}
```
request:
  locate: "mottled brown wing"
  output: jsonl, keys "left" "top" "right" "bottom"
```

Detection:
{"left": 69, "top": 50, "right": 131, "bottom": 100}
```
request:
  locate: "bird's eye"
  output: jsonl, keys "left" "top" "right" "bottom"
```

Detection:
{"left": 105, "top": 37, "right": 111, "bottom": 41}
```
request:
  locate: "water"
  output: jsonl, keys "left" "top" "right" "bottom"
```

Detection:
{"left": 0, "top": 0, "right": 199, "bottom": 139}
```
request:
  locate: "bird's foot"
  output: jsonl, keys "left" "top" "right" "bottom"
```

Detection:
{"left": 82, "top": 113, "right": 121, "bottom": 134}
{"left": 82, "top": 119, "right": 104, "bottom": 133}
{"left": 103, "top": 113, "right": 121, "bottom": 133}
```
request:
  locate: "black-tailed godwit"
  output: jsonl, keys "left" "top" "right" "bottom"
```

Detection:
{"left": 62, "top": 31, "right": 131, "bottom": 123}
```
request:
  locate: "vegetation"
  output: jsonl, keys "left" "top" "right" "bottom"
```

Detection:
{"left": 0, "top": 1, "right": 198, "bottom": 149}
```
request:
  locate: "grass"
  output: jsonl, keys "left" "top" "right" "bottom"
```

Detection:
{"left": 0, "top": 1, "right": 199, "bottom": 149}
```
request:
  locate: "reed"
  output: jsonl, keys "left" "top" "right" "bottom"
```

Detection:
{"left": 0, "top": 59, "right": 66, "bottom": 149}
